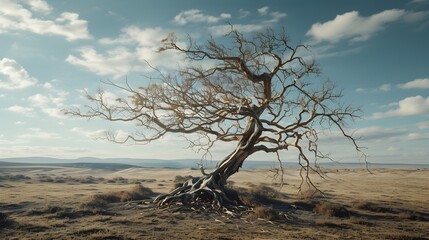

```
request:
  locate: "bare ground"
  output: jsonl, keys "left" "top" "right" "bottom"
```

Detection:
{"left": 0, "top": 165, "right": 428, "bottom": 240}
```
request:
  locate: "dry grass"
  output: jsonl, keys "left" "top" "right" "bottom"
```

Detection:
{"left": 381, "top": 233, "right": 428, "bottom": 240}
{"left": 1, "top": 167, "right": 428, "bottom": 239}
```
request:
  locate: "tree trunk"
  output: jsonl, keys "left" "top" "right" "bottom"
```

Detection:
{"left": 154, "top": 115, "right": 263, "bottom": 208}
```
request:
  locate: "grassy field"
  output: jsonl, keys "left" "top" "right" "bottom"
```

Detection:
{"left": 1, "top": 164, "right": 428, "bottom": 239}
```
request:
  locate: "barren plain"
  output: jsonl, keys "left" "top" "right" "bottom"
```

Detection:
{"left": 1, "top": 163, "right": 428, "bottom": 239}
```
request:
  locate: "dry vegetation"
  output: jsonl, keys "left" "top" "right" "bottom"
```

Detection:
{"left": 1, "top": 166, "right": 428, "bottom": 239}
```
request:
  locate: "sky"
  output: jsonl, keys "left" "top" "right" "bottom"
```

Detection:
{"left": 0, "top": 0, "right": 428, "bottom": 164}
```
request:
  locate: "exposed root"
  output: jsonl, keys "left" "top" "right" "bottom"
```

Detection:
{"left": 154, "top": 173, "right": 239, "bottom": 210}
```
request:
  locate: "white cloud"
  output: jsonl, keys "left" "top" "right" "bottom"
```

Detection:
{"left": 371, "top": 95, "right": 429, "bottom": 119}
{"left": 265, "top": 11, "right": 287, "bottom": 23}
{"left": 97, "top": 90, "right": 120, "bottom": 107}
{"left": 173, "top": 9, "right": 231, "bottom": 25}
{"left": 43, "top": 82, "right": 53, "bottom": 89}
{"left": 99, "top": 26, "right": 166, "bottom": 46}
{"left": 417, "top": 121, "right": 429, "bottom": 129}
{"left": 7, "top": 105, "right": 34, "bottom": 115}
{"left": 208, "top": 7, "right": 286, "bottom": 36}
{"left": 353, "top": 126, "right": 406, "bottom": 142}
{"left": 0, "top": 0, "right": 91, "bottom": 41}
{"left": 410, "top": 0, "right": 428, "bottom": 5}
{"left": 28, "top": 89, "right": 68, "bottom": 119}
{"left": 258, "top": 6, "right": 270, "bottom": 16}
{"left": 239, "top": 9, "right": 251, "bottom": 19}
{"left": 25, "top": 0, "right": 52, "bottom": 14}
{"left": 398, "top": 78, "right": 429, "bottom": 89}
{"left": 257, "top": 7, "right": 287, "bottom": 24}
{"left": 66, "top": 46, "right": 139, "bottom": 78}
{"left": 0, "top": 58, "right": 37, "bottom": 89}
{"left": 71, "top": 127, "right": 108, "bottom": 139}
{"left": 28, "top": 93, "right": 50, "bottom": 107}
{"left": 19, "top": 128, "right": 60, "bottom": 139}
{"left": 41, "top": 108, "right": 66, "bottom": 119}
{"left": 378, "top": 83, "right": 391, "bottom": 92}
{"left": 68, "top": 26, "right": 186, "bottom": 78}
{"left": 307, "top": 9, "right": 427, "bottom": 43}
{"left": 407, "top": 132, "right": 429, "bottom": 140}
{"left": 209, "top": 24, "right": 266, "bottom": 37}
{"left": 114, "top": 129, "right": 130, "bottom": 142}
{"left": 354, "top": 83, "right": 395, "bottom": 93}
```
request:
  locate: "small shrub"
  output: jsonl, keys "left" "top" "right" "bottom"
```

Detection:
{"left": 54, "top": 177, "right": 66, "bottom": 183}
{"left": 173, "top": 175, "right": 194, "bottom": 188}
{"left": 0, "top": 211, "right": 12, "bottom": 227}
{"left": 247, "top": 206, "right": 277, "bottom": 221}
{"left": 249, "top": 185, "right": 281, "bottom": 203}
{"left": 38, "top": 175, "right": 54, "bottom": 182}
{"left": 237, "top": 193, "right": 260, "bottom": 207}
{"left": 79, "top": 176, "right": 96, "bottom": 184}
{"left": 79, "top": 193, "right": 120, "bottom": 211}
{"left": 298, "top": 187, "right": 322, "bottom": 200}
{"left": 119, "top": 184, "right": 156, "bottom": 202}
{"left": 107, "top": 177, "right": 128, "bottom": 184}
{"left": 314, "top": 202, "right": 350, "bottom": 218}
{"left": 80, "top": 185, "right": 156, "bottom": 211}
{"left": 43, "top": 205, "right": 64, "bottom": 214}
{"left": 9, "top": 174, "right": 31, "bottom": 181}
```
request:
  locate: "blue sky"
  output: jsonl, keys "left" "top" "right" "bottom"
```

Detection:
{"left": 0, "top": 0, "right": 428, "bottom": 164}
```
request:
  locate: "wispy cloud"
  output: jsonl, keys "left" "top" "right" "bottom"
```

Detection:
{"left": 68, "top": 26, "right": 186, "bottom": 78}
{"left": 173, "top": 9, "right": 231, "bottom": 25}
{"left": 26, "top": 0, "right": 53, "bottom": 14}
{"left": 27, "top": 83, "right": 69, "bottom": 119}
{"left": 208, "top": 24, "right": 266, "bottom": 36}
{"left": 378, "top": 84, "right": 391, "bottom": 92}
{"left": 70, "top": 127, "right": 108, "bottom": 139}
{"left": 66, "top": 46, "right": 139, "bottom": 78}
{"left": 258, "top": 6, "right": 270, "bottom": 16}
{"left": 354, "top": 83, "right": 392, "bottom": 93}
{"left": 417, "top": 121, "right": 429, "bottom": 129}
{"left": 209, "top": 8, "right": 286, "bottom": 37}
{"left": 0, "top": 0, "right": 91, "bottom": 41}
{"left": 7, "top": 105, "right": 34, "bottom": 115}
{"left": 398, "top": 78, "right": 429, "bottom": 89}
{"left": 409, "top": 0, "right": 429, "bottom": 5}
{"left": 353, "top": 126, "right": 407, "bottom": 142}
{"left": 0, "top": 58, "right": 37, "bottom": 89}
{"left": 407, "top": 132, "right": 429, "bottom": 140}
{"left": 19, "top": 128, "right": 60, "bottom": 139}
{"left": 371, "top": 95, "right": 429, "bottom": 119}
{"left": 238, "top": 9, "right": 251, "bottom": 19}
{"left": 307, "top": 9, "right": 428, "bottom": 43}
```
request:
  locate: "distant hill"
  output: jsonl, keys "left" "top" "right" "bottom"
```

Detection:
{"left": 0, "top": 157, "right": 427, "bottom": 170}
{"left": 0, "top": 157, "right": 283, "bottom": 169}
{"left": 0, "top": 161, "right": 140, "bottom": 171}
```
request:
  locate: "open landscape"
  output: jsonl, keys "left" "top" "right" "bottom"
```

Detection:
{"left": 1, "top": 161, "right": 428, "bottom": 240}
{"left": 1, "top": 1, "right": 429, "bottom": 240}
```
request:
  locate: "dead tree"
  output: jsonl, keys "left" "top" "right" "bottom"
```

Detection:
{"left": 67, "top": 28, "right": 363, "bottom": 209}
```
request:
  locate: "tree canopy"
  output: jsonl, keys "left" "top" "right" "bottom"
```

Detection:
{"left": 68, "top": 27, "right": 363, "bottom": 208}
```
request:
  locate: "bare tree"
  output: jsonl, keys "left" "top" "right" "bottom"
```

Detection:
{"left": 67, "top": 28, "right": 363, "bottom": 208}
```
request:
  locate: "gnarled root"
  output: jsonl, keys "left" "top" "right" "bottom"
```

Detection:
{"left": 154, "top": 173, "right": 237, "bottom": 209}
